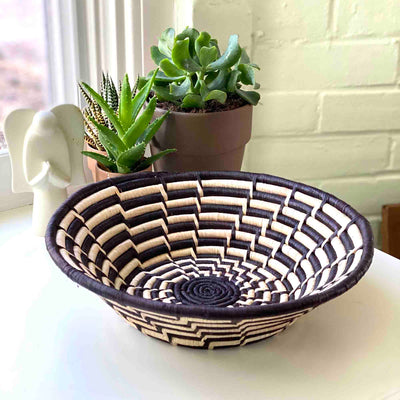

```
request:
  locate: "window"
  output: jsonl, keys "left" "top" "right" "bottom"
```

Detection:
{"left": 0, "top": 0, "right": 181, "bottom": 212}
{"left": 0, "top": 0, "right": 48, "bottom": 211}
{"left": 0, "top": 0, "right": 48, "bottom": 151}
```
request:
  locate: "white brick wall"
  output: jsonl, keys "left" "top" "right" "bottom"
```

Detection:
{"left": 253, "top": 92, "right": 318, "bottom": 134}
{"left": 336, "top": 0, "right": 400, "bottom": 38}
{"left": 320, "top": 92, "right": 400, "bottom": 131}
{"left": 255, "top": 41, "right": 398, "bottom": 90}
{"left": 252, "top": 0, "right": 330, "bottom": 41}
{"left": 391, "top": 135, "right": 400, "bottom": 169}
{"left": 189, "top": 0, "right": 400, "bottom": 248}
{"left": 246, "top": 134, "right": 390, "bottom": 180}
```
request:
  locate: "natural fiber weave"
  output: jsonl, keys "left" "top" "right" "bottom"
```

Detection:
{"left": 46, "top": 171, "right": 373, "bottom": 349}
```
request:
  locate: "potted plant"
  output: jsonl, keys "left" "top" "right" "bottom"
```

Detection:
{"left": 79, "top": 70, "right": 175, "bottom": 181}
{"left": 140, "top": 27, "right": 260, "bottom": 172}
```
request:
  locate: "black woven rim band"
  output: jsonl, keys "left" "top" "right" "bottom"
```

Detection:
{"left": 45, "top": 171, "right": 374, "bottom": 320}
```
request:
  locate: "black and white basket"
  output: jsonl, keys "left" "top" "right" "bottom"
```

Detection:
{"left": 46, "top": 171, "right": 374, "bottom": 349}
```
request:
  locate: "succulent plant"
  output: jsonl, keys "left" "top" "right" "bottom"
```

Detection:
{"left": 141, "top": 27, "right": 260, "bottom": 109}
{"left": 78, "top": 73, "right": 120, "bottom": 150}
{"left": 80, "top": 69, "right": 175, "bottom": 174}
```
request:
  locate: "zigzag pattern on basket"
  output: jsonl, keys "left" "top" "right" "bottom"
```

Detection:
{"left": 55, "top": 173, "right": 364, "bottom": 309}
{"left": 106, "top": 299, "right": 312, "bottom": 349}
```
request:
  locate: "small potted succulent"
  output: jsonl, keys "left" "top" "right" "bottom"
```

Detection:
{"left": 140, "top": 27, "right": 260, "bottom": 172}
{"left": 79, "top": 70, "right": 175, "bottom": 181}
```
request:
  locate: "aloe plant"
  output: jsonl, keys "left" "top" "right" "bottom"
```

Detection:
{"left": 141, "top": 27, "right": 260, "bottom": 109}
{"left": 80, "top": 69, "right": 175, "bottom": 174}
{"left": 79, "top": 73, "right": 120, "bottom": 150}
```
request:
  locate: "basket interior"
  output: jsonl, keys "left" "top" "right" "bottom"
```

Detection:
{"left": 53, "top": 172, "right": 368, "bottom": 308}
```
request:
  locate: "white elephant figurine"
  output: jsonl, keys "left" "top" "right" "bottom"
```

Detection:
{"left": 4, "top": 105, "right": 87, "bottom": 236}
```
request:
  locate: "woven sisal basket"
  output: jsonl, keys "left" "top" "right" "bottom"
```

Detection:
{"left": 46, "top": 172, "right": 374, "bottom": 349}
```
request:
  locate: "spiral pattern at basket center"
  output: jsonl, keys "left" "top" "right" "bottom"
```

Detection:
{"left": 173, "top": 277, "right": 240, "bottom": 306}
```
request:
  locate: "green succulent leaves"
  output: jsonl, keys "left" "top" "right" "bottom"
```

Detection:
{"left": 206, "top": 34, "right": 241, "bottom": 71}
{"left": 146, "top": 27, "right": 260, "bottom": 109}
{"left": 80, "top": 69, "right": 175, "bottom": 173}
{"left": 172, "top": 38, "right": 202, "bottom": 72}
{"left": 182, "top": 94, "right": 203, "bottom": 108}
{"left": 238, "top": 64, "right": 255, "bottom": 86}
{"left": 81, "top": 81, "right": 125, "bottom": 138}
{"left": 119, "top": 74, "right": 135, "bottom": 130}
{"left": 227, "top": 70, "right": 241, "bottom": 92}
{"left": 150, "top": 46, "right": 167, "bottom": 66}
{"left": 195, "top": 31, "right": 211, "bottom": 57}
{"left": 123, "top": 97, "right": 157, "bottom": 147}
{"left": 235, "top": 88, "right": 260, "bottom": 106}
{"left": 81, "top": 151, "right": 115, "bottom": 169}
{"left": 160, "top": 59, "right": 185, "bottom": 77}
{"left": 116, "top": 142, "right": 146, "bottom": 172}
{"left": 199, "top": 46, "right": 218, "bottom": 67}
{"left": 158, "top": 28, "right": 175, "bottom": 57}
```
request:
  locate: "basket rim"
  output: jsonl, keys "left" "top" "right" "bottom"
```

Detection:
{"left": 45, "top": 171, "right": 374, "bottom": 320}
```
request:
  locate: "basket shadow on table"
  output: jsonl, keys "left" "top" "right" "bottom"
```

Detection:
{"left": 101, "top": 274, "right": 389, "bottom": 387}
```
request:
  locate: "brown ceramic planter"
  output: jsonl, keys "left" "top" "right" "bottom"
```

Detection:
{"left": 93, "top": 162, "right": 152, "bottom": 182}
{"left": 150, "top": 104, "right": 253, "bottom": 172}
{"left": 84, "top": 142, "right": 108, "bottom": 181}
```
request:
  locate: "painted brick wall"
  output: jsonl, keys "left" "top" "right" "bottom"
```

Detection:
{"left": 189, "top": 0, "right": 400, "bottom": 248}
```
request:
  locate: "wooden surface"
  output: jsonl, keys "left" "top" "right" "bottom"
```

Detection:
{"left": 382, "top": 203, "right": 400, "bottom": 259}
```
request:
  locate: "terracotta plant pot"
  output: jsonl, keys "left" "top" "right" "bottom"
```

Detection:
{"left": 84, "top": 142, "right": 108, "bottom": 181}
{"left": 93, "top": 162, "right": 152, "bottom": 182}
{"left": 150, "top": 105, "right": 253, "bottom": 172}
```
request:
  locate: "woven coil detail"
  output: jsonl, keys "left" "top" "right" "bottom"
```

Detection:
{"left": 174, "top": 277, "right": 240, "bottom": 306}
{"left": 46, "top": 171, "right": 374, "bottom": 348}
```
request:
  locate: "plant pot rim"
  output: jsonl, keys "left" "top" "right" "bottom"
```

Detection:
{"left": 155, "top": 103, "right": 252, "bottom": 117}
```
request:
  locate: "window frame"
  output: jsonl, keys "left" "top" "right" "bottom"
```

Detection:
{"left": 1, "top": 0, "right": 181, "bottom": 212}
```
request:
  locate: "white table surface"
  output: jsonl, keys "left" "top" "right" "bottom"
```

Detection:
{"left": 1, "top": 206, "right": 400, "bottom": 400}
